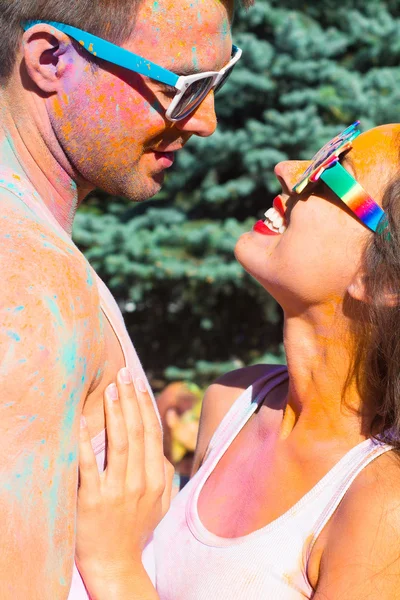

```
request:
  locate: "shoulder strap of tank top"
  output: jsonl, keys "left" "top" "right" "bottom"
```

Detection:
{"left": 306, "top": 438, "right": 393, "bottom": 562}
{"left": 203, "top": 365, "right": 288, "bottom": 464}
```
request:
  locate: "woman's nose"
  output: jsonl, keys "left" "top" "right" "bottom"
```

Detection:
{"left": 274, "top": 160, "right": 311, "bottom": 195}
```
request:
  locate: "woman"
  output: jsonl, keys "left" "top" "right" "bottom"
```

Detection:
{"left": 75, "top": 123, "right": 400, "bottom": 599}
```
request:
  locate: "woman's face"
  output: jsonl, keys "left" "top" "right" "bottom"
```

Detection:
{"left": 235, "top": 124, "right": 400, "bottom": 315}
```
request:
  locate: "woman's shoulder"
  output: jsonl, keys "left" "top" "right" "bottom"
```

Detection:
{"left": 191, "top": 364, "right": 283, "bottom": 475}
{"left": 311, "top": 449, "right": 400, "bottom": 597}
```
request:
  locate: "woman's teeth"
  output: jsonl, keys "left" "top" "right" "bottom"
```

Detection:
{"left": 264, "top": 207, "right": 287, "bottom": 234}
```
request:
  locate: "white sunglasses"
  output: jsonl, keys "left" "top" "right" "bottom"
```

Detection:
{"left": 22, "top": 20, "right": 242, "bottom": 122}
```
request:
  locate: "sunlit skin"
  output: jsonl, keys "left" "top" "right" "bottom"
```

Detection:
{"left": 1, "top": 0, "right": 233, "bottom": 234}
{"left": 193, "top": 125, "right": 400, "bottom": 592}
{"left": 72, "top": 125, "right": 400, "bottom": 599}
{"left": 235, "top": 125, "right": 400, "bottom": 433}
{"left": 0, "top": 0, "right": 233, "bottom": 597}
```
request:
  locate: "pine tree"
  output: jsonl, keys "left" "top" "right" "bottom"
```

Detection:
{"left": 74, "top": 0, "right": 400, "bottom": 388}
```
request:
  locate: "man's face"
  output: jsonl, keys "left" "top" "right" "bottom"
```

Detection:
{"left": 49, "top": 0, "right": 233, "bottom": 201}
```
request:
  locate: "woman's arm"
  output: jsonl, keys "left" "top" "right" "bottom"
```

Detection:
{"left": 75, "top": 369, "right": 174, "bottom": 600}
{"left": 313, "top": 451, "right": 400, "bottom": 599}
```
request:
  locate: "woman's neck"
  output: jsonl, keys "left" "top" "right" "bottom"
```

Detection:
{"left": 281, "top": 302, "right": 375, "bottom": 445}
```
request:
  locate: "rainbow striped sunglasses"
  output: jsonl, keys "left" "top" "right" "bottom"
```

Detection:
{"left": 292, "top": 122, "right": 386, "bottom": 233}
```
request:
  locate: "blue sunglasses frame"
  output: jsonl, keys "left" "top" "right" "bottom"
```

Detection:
{"left": 22, "top": 20, "right": 241, "bottom": 122}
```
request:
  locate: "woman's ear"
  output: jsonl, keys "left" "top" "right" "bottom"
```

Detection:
{"left": 347, "top": 271, "right": 368, "bottom": 303}
{"left": 21, "top": 25, "right": 80, "bottom": 94}
{"left": 348, "top": 270, "right": 398, "bottom": 307}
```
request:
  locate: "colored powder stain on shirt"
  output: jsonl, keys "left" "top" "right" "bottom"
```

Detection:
{"left": 14, "top": 306, "right": 24, "bottom": 313}
{"left": 7, "top": 330, "right": 20, "bottom": 342}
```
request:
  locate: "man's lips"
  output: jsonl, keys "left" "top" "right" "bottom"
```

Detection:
{"left": 154, "top": 151, "right": 175, "bottom": 168}
{"left": 150, "top": 144, "right": 184, "bottom": 169}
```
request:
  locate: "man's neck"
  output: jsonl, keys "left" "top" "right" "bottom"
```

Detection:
{"left": 0, "top": 85, "right": 93, "bottom": 236}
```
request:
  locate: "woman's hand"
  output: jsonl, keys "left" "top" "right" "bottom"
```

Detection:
{"left": 75, "top": 369, "right": 174, "bottom": 599}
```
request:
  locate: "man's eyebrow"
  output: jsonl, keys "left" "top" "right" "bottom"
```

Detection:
{"left": 175, "top": 66, "right": 202, "bottom": 77}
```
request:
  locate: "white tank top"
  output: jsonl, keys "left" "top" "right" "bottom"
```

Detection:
{"left": 0, "top": 167, "right": 158, "bottom": 597}
{"left": 143, "top": 366, "right": 393, "bottom": 599}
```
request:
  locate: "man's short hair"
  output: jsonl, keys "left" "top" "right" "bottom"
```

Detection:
{"left": 0, "top": 0, "right": 254, "bottom": 82}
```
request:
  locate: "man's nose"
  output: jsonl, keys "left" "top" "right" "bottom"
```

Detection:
{"left": 175, "top": 91, "right": 217, "bottom": 137}
{"left": 274, "top": 160, "right": 311, "bottom": 195}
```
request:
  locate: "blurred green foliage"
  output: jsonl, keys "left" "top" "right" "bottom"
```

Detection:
{"left": 73, "top": 0, "right": 400, "bottom": 389}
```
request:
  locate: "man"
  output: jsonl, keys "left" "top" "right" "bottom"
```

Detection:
{"left": 0, "top": 0, "right": 252, "bottom": 597}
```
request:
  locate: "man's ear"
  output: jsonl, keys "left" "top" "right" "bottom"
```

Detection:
{"left": 21, "top": 25, "right": 80, "bottom": 94}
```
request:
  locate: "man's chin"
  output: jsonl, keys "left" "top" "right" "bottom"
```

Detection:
{"left": 98, "top": 172, "right": 165, "bottom": 203}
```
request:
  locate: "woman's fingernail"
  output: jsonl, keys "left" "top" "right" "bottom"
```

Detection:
{"left": 134, "top": 378, "right": 147, "bottom": 393}
{"left": 80, "top": 415, "right": 87, "bottom": 429}
{"left": 108, "top": 383, "right": 119, "bottom": 401}
{"left": 120, "top": 368, "right": 132, "bottom": 384}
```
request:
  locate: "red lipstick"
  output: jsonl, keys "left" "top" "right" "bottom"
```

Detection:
{"left": 253, "top": 220, "right": 280, "bottom": 236}
{"left": 273, "top": 195, "right": 285, "bottom": 217}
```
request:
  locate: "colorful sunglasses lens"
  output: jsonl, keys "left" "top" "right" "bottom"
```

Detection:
{"left": 294, "top": 122, "right": 361, "bottom": 192}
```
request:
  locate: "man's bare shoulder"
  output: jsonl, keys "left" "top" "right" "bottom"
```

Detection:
{"left": 0, "top": 189, "right": 98, "bottom": 302}
{"left": 0, "top": 190, "right": 104, "bottom": 393}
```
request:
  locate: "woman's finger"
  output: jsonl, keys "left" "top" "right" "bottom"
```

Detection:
{"left": 103, "top": 383, "right": 130, "bottom": 490}
{"left": 134, "top": 378, "right": 165, "bottom": 492}
{"left": 161, "top": 457, "right": 175, "bottom": 518}
{"left": 78, "top": 415, "right": 101, "bottom": 495}
{"left": 116, "top": 369, "right": 145, "bottom": 491}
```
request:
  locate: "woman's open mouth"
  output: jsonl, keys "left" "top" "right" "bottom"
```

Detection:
{"left": 253, "top": 197, "right": 287, "bottom": 236}
{"left": 263, "top": 206, "right": 287, "bottom": 234}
